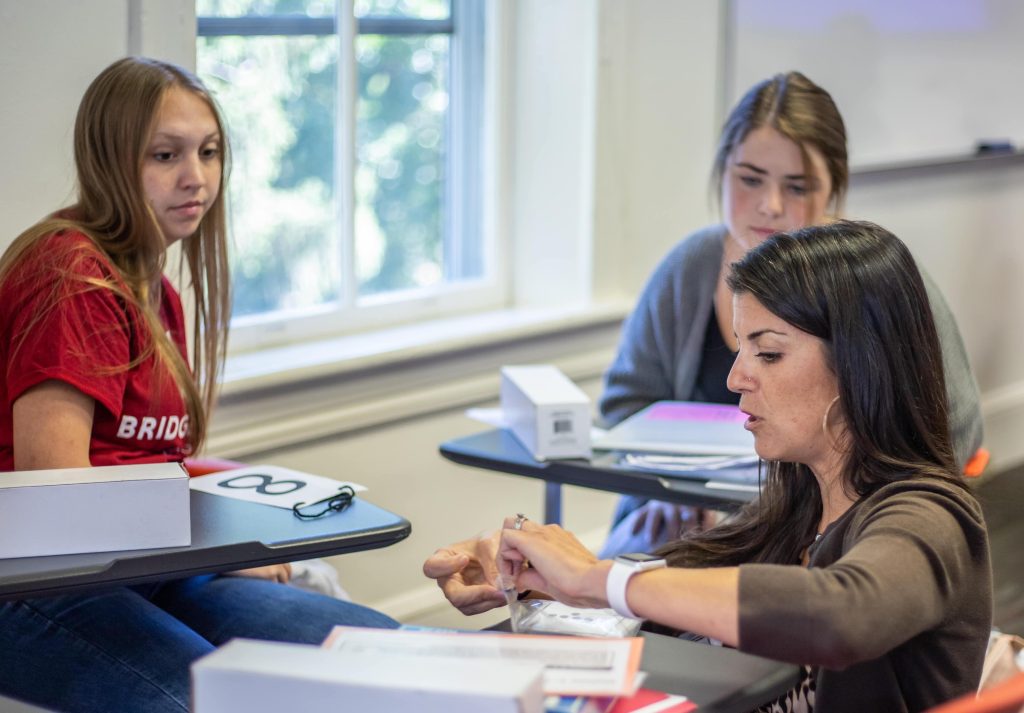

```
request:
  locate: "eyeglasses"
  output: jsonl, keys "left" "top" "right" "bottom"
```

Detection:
{"left": 292, "top": 485, "right": 356, "bottom": 520}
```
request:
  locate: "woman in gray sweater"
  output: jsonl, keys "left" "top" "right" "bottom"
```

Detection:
{"left": 599, "top": 72, "right": 983, "bottom": 557}
{"left": 496, "top": 222, "right": 992, "bottom": 712}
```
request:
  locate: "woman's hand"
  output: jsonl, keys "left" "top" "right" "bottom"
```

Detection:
{"left": 225, "top": 564, "right": 292, "bottom": 584}
{"left": 422, "top": 532, "right": 508, "bottom": 615}
{"left": 632, "top": 502, "right": 711, "bottom": 542}
{"left": 498, "top": 517, "right": 610, "bottom": 609}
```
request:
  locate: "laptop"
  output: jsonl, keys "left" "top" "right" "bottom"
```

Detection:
{"left": 593, "top": 400, "right": 756, "bottom": 456}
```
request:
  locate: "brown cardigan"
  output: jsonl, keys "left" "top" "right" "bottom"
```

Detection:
{"left": 739, "top": 479, "right": 992, "bottom": 712}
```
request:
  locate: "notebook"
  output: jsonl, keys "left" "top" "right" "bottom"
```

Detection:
{"left": 593, "top": 401, "right": 756, "bottom": 457}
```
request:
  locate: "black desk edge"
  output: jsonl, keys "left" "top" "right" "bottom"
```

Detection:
{"left": 440, "top": 429, "right": 757, "bottom": 510}
{"left": 0, "top": 492, "right": 411, "bottom": 601}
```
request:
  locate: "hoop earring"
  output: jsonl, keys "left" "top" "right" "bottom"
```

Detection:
{"left": 821, "top": 395, "right": 841, "bottom": 441}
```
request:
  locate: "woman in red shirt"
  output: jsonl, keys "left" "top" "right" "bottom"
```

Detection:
{"left": 0, "top": 57, "right": 395, "bottom": 713}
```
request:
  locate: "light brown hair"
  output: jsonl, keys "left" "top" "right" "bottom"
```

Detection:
{"left": 711, "top": 71, "right": 848, "bottom": 213}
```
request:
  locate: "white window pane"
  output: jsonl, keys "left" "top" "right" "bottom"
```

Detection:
{"left": 197, "top": 0, "right": 492, "bottom": 335}
{"left": 198, "top": 34, "right": 342, "bottom": 318}
{"left": 354, "top": 0, "right": 449, "bottom": 20}
{"left": 355, "top": 33, "right": 451, "bottom": 296}
{"left": 198, "top": 0, "right": 334, "bottom": 18}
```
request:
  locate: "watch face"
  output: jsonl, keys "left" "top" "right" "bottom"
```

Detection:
{"left": 618, "top": 553, "right": 663, "bottom": 564}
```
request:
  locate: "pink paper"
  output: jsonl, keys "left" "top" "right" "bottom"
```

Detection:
{"left": 645, "top": 402, "right": 747, "bottom": 424}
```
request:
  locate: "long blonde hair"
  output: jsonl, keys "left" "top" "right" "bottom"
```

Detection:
{"left": 0, "top": 57, "right": 231, "bottom": 453}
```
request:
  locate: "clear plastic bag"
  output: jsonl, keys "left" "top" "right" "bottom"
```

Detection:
{"left": 510, "top": 599, "right": 643, "bottom": 637}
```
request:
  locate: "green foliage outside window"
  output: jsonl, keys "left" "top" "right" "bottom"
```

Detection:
{"left": 197, "top": 0, "right": 452, "bottom": 319}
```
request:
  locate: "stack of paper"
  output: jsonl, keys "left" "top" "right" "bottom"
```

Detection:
{"left": 593, "top": 401, "right": 756, "bottom": 457}
{"left": 323, "top": 626, "right": 644, "bottom": 699}
{"left": 194, "top": 627, "right": 694, "bottom": 712}
{"left": 321, "top": 627, "right": 695, "bottom": 712}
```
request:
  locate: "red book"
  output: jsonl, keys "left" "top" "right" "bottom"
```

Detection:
{"left": 608, "top": 688, "right": 696, "bottom": 713}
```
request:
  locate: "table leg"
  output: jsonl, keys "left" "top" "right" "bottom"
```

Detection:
{"left": 544, "top": 481, "right": 562, "bottom": 525}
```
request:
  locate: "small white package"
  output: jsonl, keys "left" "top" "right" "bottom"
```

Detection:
{"left": 192, "top": 638, "right": 545, "bottom": 713}
{"left": 500, "top": 365, "right": 591, "bottom": 460}
{"left": 0, "top": 462, "right": 190, "bottom": 559}
{"left": 511, "top": 599, "right": 643, "bottom": 638}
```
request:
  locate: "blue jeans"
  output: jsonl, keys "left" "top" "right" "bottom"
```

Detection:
{"left": 0, "top": 575, "right": 398, "bottom": 712}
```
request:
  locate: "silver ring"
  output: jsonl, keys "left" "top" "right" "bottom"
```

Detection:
{"left": 513, "top": 513, "right": 527, "bottom": 530}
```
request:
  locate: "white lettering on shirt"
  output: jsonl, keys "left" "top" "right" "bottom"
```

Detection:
{"left": 117, "top": 415, "right": 138, "bottom": 439}
{"left": 137, "top": 417, "right": 157, "bottom": 440}
{"left": 115, "top": 414, "right": 188, "bottom": 441}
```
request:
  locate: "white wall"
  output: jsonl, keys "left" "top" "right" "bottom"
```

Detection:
{"left": 848, "top": 160, "right": 1024, "bottom": 469}
{"left": 0, "top": 1, "right": 196, "bottom": 244}
{"left": 3, "top": 1, "right": 1023, "bottom": 621}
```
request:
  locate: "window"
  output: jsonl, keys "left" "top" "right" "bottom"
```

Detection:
{"left": 196, "top": 0, "right": 493, "bottom": 350}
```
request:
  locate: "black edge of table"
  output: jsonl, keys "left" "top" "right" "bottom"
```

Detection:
{"left": 440, "top": 429, "right": 759, "bottom": 511}
{"left": 0, "top": 490, "right": 410, "bottom": 601}
{"left": 640, "top": 632, "right": 799, "bottom": 713}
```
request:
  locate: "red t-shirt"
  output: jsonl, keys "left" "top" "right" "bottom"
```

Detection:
{"left": 0, "top": 230, "right": 191, "bottom": 470}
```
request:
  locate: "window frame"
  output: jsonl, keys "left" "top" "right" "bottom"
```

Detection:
{"left": 197, "top": 0, "right": 503, "bottom": 354}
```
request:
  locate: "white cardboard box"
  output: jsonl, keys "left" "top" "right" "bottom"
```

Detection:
{"left": 0, "top": 462, "right": 190, "bottom": 558}
{"left": 192, "top": 638, "right": 545, "bottom": 713}
{"left": 501, "top": 365, "right": 591, "bottom": 460}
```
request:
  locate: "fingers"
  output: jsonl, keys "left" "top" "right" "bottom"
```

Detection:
{"left": 499, "top": 525, "right": 602, "bottom": 606}
{"left": 497, "top": 527, "right": 529, "bottom": 586}
{"left": 515, "top": 566, "right": 548, "bottom": 594}
{"left": 631, "top": 506, "right": 648, "bottom": 535}
{"left": 501, "top": 514, "right": 542, "bottom": 533}
{"left": 497, "top": 537, "right": 528, "bottom": 587}
{"left": 662, "top": 505, "right": 682, "bottom": 540}
{"left": 422, "top": 549, "right": 469, "bottom": 579}
{"left": 440, "top": 580, "right": 507, "bottom": 615}
{"left": 225, "top": 564, "right": 291, "bottom": 583}
{"left": 644, "top": 504, "right": 665, "bottom": 541}
{"left": 699, "top": 507, "right": 719, "bottom": 530}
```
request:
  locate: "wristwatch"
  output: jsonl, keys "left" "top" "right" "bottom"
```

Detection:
{"left": 606, "top": 552, "right": 667, "bottom": 620}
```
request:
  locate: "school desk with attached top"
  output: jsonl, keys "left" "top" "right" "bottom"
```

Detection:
{"left": 0, "top": 490, "right": 410, "bottom": 601}
{"left": 440, "top": 428, "right": 761, "bottom": 524}
{"left": 488, "top": 619, "right": 801, "bottom": 713}
{"left": 639, "top": 631, "right": 800, "bottom": 713}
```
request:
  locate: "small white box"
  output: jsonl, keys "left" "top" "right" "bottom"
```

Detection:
{"left": 0, "top": 462, "right": 190, "bottom": 559}
{"left": 192, "top": 639, "right": 545, "bottom": 713}
{"left": 501, "top": 365, "right": 591, "bottom": 460}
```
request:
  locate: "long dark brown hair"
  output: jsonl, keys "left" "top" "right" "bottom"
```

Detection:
{"left": 712, "top": 71, "right": 849, "bottom": 214}
{"left": 660, "top": 221, "right": 964, "bottom": 568}
{"left": 0, "top": 57, "right": 231, "bottom": 453}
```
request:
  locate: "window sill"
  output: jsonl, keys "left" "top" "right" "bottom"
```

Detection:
{"left": 209, "top": 302, "right": 631, "bottom": 458}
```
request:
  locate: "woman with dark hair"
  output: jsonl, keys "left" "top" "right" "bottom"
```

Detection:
{"left": 597, "top": 71, "right": 982, "bottom": 556}
{"left": 0, "top": 57, "right": 397, "bottom": 713}
{"left": 494, "top": 221, "right": 992, "bottom": 712}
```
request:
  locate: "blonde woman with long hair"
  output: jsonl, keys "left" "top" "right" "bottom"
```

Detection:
{"left": 0, "top": 57, "right": 396, "bottom": 713}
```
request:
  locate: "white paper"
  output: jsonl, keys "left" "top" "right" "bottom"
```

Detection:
{"left": 322, "top": 626, "right": 643, "bottom": 697}
{"left": 188, "top": 465, "right": 366, "bottom": 510}
{"left": 622, "top": 453, "right": 758, "bottom": 471}
{"left": 464, "top": 407, "right": 508, "bottom": 427}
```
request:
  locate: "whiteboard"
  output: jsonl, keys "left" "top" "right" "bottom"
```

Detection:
{"left": 726, "top": 0, "right": 1024, "bottom": 168}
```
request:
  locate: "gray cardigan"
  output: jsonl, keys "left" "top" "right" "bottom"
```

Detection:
{"left": 599, "top": 225, "right": 984, "bottom": 468}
